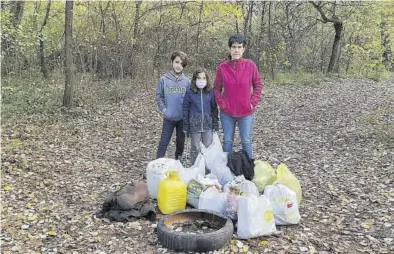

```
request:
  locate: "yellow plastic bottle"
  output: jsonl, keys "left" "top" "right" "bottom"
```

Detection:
{"left": 158, "top": 170, "right": 187, "bottom": 214}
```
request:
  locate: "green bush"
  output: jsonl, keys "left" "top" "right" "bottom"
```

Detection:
{"left": 1, "top": 71, "right": 157, "bottom": 120}
{"left": 364, "top": 69, "right": 393, "bottom": 82}
{"left": 1, "top": 74, "right": 63, "bottom": 119}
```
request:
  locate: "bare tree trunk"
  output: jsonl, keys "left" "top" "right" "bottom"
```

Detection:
{"left": 153, "top": 0, "right": 164, "bottom": 79}
{"left": 99, "top": 2, "right": 110, "bottom": 33}
{"left": 39, "top": 0, "right": 52, "bottom": 79}
{"left": 268, "top": 2, "right": 274, "bottom": 78}
{"left": 130, "top": 0, "right": 142, "bottom": 78}
{"left": 243, "top": 1, "right": 254, "bottom": 60}
{"left": 380, "top": 20, "right": 393, "bottom": 71}
{"left": 196, "top": 1, "right": 204, "bottom": 54}
{"left": 284, "top": 2, "right": 295, "bottom": 70}
{"left": 328, "top": 21, "right": 342, "bottom": 73}
{"left": 4, "top": 0, "right": 24, "bottom": 74}
{"left": 12, "top": 1, "right": 24, "bottom": 28}
{"left": 345, "top": 35, "right": 353, "bottom": 74}
{"left": 320, "top": 24, "right": 325, "bottom": 72}
{"left": 133, "top": 1, "right": 142, "bottom": 40}
{"left": 310, "top": 2, "right": 343, "bottom": 73}
{"left": 111, "top": 2, "right": 122, "bottom": 40}
{"left": 33, "top": 1, "right": 39, "bottom": 66}
{"left": 235, "top": 2, "right": 240, "bottom": 35}
{"left": 174, "top": 2, "right": 186, "bottom": 49}
{"left": 235, "top": 19, "right": 239, "bottom": 34}
{"left": 1, "top": 1, "right": 7, "bottom": 11}
{"left": 256, "top": 2, "right": 266, "bottom": 72}
{"left": 63, "top": 0, "right": 73, "bottom": 108}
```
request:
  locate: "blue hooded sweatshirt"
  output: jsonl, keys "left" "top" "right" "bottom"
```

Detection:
{"left": 156, "top": 71, "right": 191, "bottom": 121}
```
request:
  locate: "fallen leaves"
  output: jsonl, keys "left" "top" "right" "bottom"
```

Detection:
{"left": 1, "top": 78, "right": 393, "bottom": 253}
{"left": 259, "top": 240, "right": 269, "bottom": 246}
{"left": 47, "top": 230, "right": 57, "bottom": 236}
{"left": 361, "top": 219, "right": 375, "bottom": 229}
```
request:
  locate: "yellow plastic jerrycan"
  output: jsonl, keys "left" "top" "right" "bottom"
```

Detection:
{"left": 158, "top": 170, "right": 187, "bottom": 214}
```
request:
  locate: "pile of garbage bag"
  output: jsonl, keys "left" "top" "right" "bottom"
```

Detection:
{"left": 145, "top": 132, "right": 303, "bottom": 239}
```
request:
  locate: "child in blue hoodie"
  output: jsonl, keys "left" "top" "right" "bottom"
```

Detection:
{"left": 183, "top": 68, "right": 219, "bottom": 164}
{"left": 156, "top": 51, "right": 191, "bottom": 160}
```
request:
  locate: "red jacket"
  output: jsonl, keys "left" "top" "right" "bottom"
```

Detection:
{"left": 214, "top": 58, "right": 263, "bottom": 117}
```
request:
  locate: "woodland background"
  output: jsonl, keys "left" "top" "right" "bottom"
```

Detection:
{"left": 1, "top": 0, "right": 394, "bottom": 113}
{"left": 1, "top": 1, "right": 394, "bottom": 253}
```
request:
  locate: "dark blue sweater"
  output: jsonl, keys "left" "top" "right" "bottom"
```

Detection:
{"left": 182, "top": 88, "right": 219, "bottom": 134}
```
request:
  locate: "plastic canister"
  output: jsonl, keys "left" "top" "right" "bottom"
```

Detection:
{"left": 158, "top": 171, "right": 187, "bottom": 214}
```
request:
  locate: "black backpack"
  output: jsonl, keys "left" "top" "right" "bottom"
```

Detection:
{"left": 226, "top": 150, "right": 255, "bottom": 180}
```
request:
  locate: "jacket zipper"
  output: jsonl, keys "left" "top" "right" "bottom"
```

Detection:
{"left": 200, "top": 89, "right": 204, "bottom": 132}
{"left": 235, "top": 61, "right": 239, "bottom": 116}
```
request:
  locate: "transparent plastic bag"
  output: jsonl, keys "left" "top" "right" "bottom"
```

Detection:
{"left": 276, "top": 163, "right": 302, "bottom": 204}
{"left": 252, "top": 160, "right": 276, "bottom": 193}
{"left": 223, "top": 175, "right": 259, "bottom": 197}
{"left": 224, "top": 192, "right": 240, "bottom": 220}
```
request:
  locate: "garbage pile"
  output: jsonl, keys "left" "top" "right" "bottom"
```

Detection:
{"left": 147, "top": 133, "right": 302, "bottom": 239}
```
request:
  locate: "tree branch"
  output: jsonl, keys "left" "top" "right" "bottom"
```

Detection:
{"left": 39, "top": 0, "right": 51, "bottom": 33}
{"left": 309, "top": 1, "right": 340, "bottom": 23}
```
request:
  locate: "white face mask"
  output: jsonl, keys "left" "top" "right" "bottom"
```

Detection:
{"left": 196, "top": 79, "right": 207, "bottom": 89}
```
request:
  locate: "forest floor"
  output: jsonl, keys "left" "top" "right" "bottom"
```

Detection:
{"left": 1, "top": 77, "right": 394, "bottom": 254}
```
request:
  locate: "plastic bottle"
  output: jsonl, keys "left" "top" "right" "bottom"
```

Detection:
{"left": 158, "top": 170, "right": 187, "bottom": 214}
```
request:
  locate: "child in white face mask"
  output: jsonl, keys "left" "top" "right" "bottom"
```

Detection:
{"left": 182, "top": 68, "right": 219, "bottom": 165}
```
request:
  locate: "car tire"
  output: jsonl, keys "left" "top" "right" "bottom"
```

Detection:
{"left": 157, "top": 209, "right": 233, "bottom": 252}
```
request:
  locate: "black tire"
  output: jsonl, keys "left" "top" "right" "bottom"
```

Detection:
{"left": 157, "top": 209, "right": 234, "bottom": 252}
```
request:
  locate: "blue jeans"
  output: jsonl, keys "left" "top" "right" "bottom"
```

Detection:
{"left": 157, "top": 119, "right": 185, "bottom": 159}
{"left": 220, "top": 112, "right": 254, "bottom": 159}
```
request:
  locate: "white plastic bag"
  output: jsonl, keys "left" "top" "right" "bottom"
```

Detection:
{"left": 146, "top": 158, "right": 184, "bottom": 199}
{"left": 178, "top": 153, "right": 206, "bottom": 184}
{"left": 263, "top": 183, "right": 301, "bottom": 225}
{"left": 237, "top": 195, "right": 277, "bottom": 239}
{"left": 210, "top": 152, "right": 235, "bottom": 186}
{"left": 223, "top": 175, "right": 260, "bottom": 197}
{"left": 198, "top": 186, "right": 228, "bottom": 215}
{"left": 200, "top": 132, "right": 223, "bottom": 172}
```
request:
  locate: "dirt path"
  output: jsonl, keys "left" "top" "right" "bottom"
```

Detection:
{"left": 1, "top": 77, "right": 393, "bottom": 254}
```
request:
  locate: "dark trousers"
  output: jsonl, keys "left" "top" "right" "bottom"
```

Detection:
{"left": 157, "top": 119, "right": 185, "bottom": 159}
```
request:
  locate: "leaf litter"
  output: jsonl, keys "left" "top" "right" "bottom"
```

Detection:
{"left": 1, "top": 77, "right": 393, "bottom": 253}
